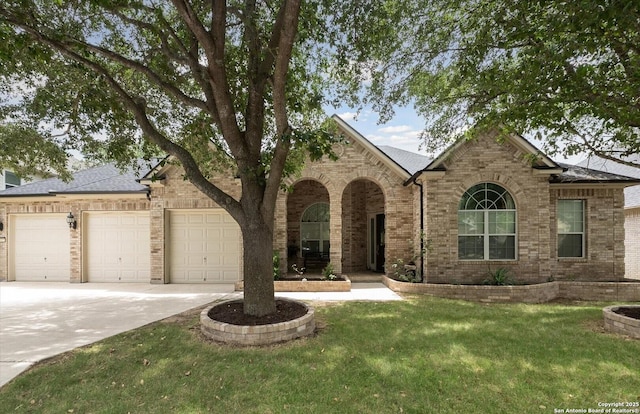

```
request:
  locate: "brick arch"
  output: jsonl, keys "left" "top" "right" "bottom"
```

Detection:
{"left": 285, "top": 173, "right": 337, "bottom": 198}
{"left": 453, "top": 174, "right": 525, "bottom": 211}
{"left": 335, "top": 167, "right": 398, "bottom": 201}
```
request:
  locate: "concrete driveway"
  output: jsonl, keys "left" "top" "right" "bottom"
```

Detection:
{"left": 0, "top": 281, "right": 402, "bottom": 388}
{"left": 0, "top": 282, "right": 239, "bottom": 388}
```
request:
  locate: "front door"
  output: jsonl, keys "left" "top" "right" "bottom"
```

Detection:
{"left": 368, "top": 213, "right": 385, "bottom": 272}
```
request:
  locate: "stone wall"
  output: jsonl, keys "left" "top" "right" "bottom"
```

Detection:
{"left": 384, "top": 276, "right": 640, "bottom": 303}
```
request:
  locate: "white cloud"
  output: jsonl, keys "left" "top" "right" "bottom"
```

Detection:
{"left": 337, "top": 111, "right": 359, "bottom": 121}
{"left": 378, "top": 125, "right": 413, "bottom": 134}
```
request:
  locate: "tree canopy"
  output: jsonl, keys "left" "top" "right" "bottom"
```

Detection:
{"left": 330, "top": 0, "right": 640, "bottom": 167}
{"left": 0, "top": 0, "right": 342, "bottom": 316}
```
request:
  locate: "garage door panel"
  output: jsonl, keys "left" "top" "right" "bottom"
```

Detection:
{"left": 12, "top": 214, "right": 70, "bottom": 281}
{"left": 169, "top": 210, "right": 241, "bottom": 284}
{"left": 85, "top": 213, "right": 150, "bottom": 282}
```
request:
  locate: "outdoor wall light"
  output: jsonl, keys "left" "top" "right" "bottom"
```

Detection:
{"left": 66, "top": 212, "right": 77, "bottom": 229}
{"left": 0, "top": 221, "right": 3, "bottom": 231}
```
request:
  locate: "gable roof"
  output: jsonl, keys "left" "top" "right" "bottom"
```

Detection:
{"left": 377, "top": 145, "right": 431, "bottom": 175}
{"left": 550, "top": 162, "right": 640, "bottom": 184}
{"left": 424, "top": 132, "right": 561, "bottom": 171}
{"left": 332, "top": 115, "right": 417, "bottom": 179}
{"left": 0, "top": 163, "right": 149, "bottom": 198}
{"left": 577, "top": 155, "right": 640, "bottom": 208}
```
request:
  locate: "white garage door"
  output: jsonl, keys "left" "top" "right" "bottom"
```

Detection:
{"left": 168, "top": 210, "right": 241, "bottom": 283}
{"left": 85, "top": 212, "right": 150, "bottom": 282}
{"left": 11, "top": 214, "right": 71, "bottom": 281}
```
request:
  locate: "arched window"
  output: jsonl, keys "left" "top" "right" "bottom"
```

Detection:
{"left": 458, "top": 183, "right": 516, "bottom": 260}
{"left": 301, "top": 203, "right": 330, "bottom": 257}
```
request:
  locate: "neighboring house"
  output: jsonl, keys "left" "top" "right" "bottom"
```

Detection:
{"left": 578, "top": 155, "right": 640, "bottom": 280}
{"left": 0, "top": 115, "right": 638, "bottom": 284}
{"left": 1, "top": 169, "right": 27, "bottom": 189}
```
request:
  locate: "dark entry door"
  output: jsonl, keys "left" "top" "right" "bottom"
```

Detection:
{"left": 375, "top": 213, "right": 385, "bottom": 272}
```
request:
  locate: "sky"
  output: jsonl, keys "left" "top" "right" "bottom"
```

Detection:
{"left": 330, "top": 104, "right": 587, "bottom": 165}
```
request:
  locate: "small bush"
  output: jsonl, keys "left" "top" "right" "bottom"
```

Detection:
{"left": 321, "top": 263, "right": 338, "bottom": 281}
{"left": 273, "top": 251, "right": 281, "bottom": 280}
{"left": 483, "top": 267, "right": 514, "bottom": 285}
{"left": 387, "top": 258, "right": 419, "bottom": 283}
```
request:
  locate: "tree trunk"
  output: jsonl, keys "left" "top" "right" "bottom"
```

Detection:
{"left": 240, "top": 217, "right": 276, "bottom": 317}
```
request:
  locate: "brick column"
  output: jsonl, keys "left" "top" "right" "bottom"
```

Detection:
{"left": 273, "top": 190, "right": 288, "bottom": 275}
{"left": 70, "top": 207, "right": 82, "bottom": 283}
{"left": 330, "top": 190, "right": 343, "bottom": 274}
{"left": 150, "top": 199, "right": 165, "bottom": 284}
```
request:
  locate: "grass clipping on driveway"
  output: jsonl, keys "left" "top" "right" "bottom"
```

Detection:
{"left": 1, "top": 297, "right": 639, "bottom": 413}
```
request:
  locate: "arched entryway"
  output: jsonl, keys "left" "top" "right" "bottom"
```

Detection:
{"left": 286, "top": 180, "right": 330, "bottom": 273}
{"left": 341, "top": 179, "right": 385, "bottom": 273}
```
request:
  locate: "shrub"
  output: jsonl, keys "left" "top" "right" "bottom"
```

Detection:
{"left": 387, "top": 258, "right": 419, "bottom": 283}
{"left": 273, "top": 251, "right": 281, "bottom": 280}
{"left": 321, "top": 263, "right": 338, "bottom": 281}
{"left": 483, "top": 267, "right": 514, "bottom": 286}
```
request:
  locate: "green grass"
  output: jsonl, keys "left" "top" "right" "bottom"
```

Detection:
{"left": 1, "top": 297, "right": 639, "bottom": 413}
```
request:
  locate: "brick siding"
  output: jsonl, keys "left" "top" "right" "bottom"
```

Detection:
{"left": 625, "top": 208, "right": 640, "bottom": 280}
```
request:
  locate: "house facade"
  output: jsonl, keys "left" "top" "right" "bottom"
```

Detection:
{"left": 577, "top": 156, "right": 640, "bottom": 280}
{"left": 0, "top": 116, "right": 637, "bottom": 284}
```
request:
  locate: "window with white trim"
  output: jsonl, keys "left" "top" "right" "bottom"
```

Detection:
{"left": 557, "top": 200, "right": 585, "bottom": 258}
{"left": 4, "top": 171, "right": 20, "bottom": 189}
{"left": 458, "top": 183, "right": 516, "bottom": 260}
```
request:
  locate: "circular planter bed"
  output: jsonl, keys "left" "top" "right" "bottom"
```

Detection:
{"left": 603, "top": 305, "right": 640, "bottom": 339}
{"left": 201, "top": 298, "right": 316, "bottom": 346}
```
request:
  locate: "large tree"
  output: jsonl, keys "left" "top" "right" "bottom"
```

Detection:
{"left": 329, "top": 0, "right": 640, "bottom": 166}
{"left": 0, "top": 0, "right": 339, "bottom": 316}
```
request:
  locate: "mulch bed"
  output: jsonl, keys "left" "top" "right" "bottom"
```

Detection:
{"left": 613, "top": 307, "right": 640, "bottom": 320}
{"left": 208, "top": 299, "right": 308, "bottom": 326}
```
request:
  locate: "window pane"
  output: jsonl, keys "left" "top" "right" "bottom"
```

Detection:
{"left": 489, "top": 211, "right": 515, "bottom": 234}
{"left": 489, "top": 235, "right": 516, "bottom": 259}
{"left": 458, "top": 211, "right": 484, "bottom": 234}
{"left": 301, "top": 203, "right": 329, "bottom": 222}
{"left": 558, "top": 234, "right": 583, "bottom": 258}
{"left": 558, "top": 200, "right": 583, "bottom": 233}
{"left": 5, "top": 171, "right": 20, "bottom": 187}
{"left": 301, "top": 222, "right": 321, "bottom": 240}
{"left": 321, "top": 223, "right": 330, "bottom": 240}
{"left": 302, "top": 240, "right": 320, "bottom": 254}
{"left": 458, "top": 236, "right": 484, "bottom": 259}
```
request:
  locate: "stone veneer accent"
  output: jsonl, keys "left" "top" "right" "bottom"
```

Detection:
{"left": 200, "top": 299, "right": 316, "bottom": 346}
{"left": 383, "top": 275, "right": 640, "bottom": 303}
{"left": 603, "top": 305, "right": 640, "bottom": 339}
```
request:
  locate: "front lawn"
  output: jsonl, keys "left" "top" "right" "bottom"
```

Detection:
{"left": 1, "top": 297, "right": 639, "bottom": 413}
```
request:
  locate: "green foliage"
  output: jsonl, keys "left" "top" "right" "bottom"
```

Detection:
{"left": 483, "top": 267, "right": 514, "bottom": 286}
{"left": 321, "top": 262, "right": 337, "bottom": 281}
{"left": 327, "top": 0, "right": 640, "bottom": 166}
{"left": 387, "top": 258, "right": 419, "bottom": 283}
{"left": 0, "top": 0, "right": 351, "bottom": 315}
{"left": 273, "top": 250, "right": 281, "bottom": 281}
{"left": 0, "top": 124, "right": 70, "bottom": 180}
